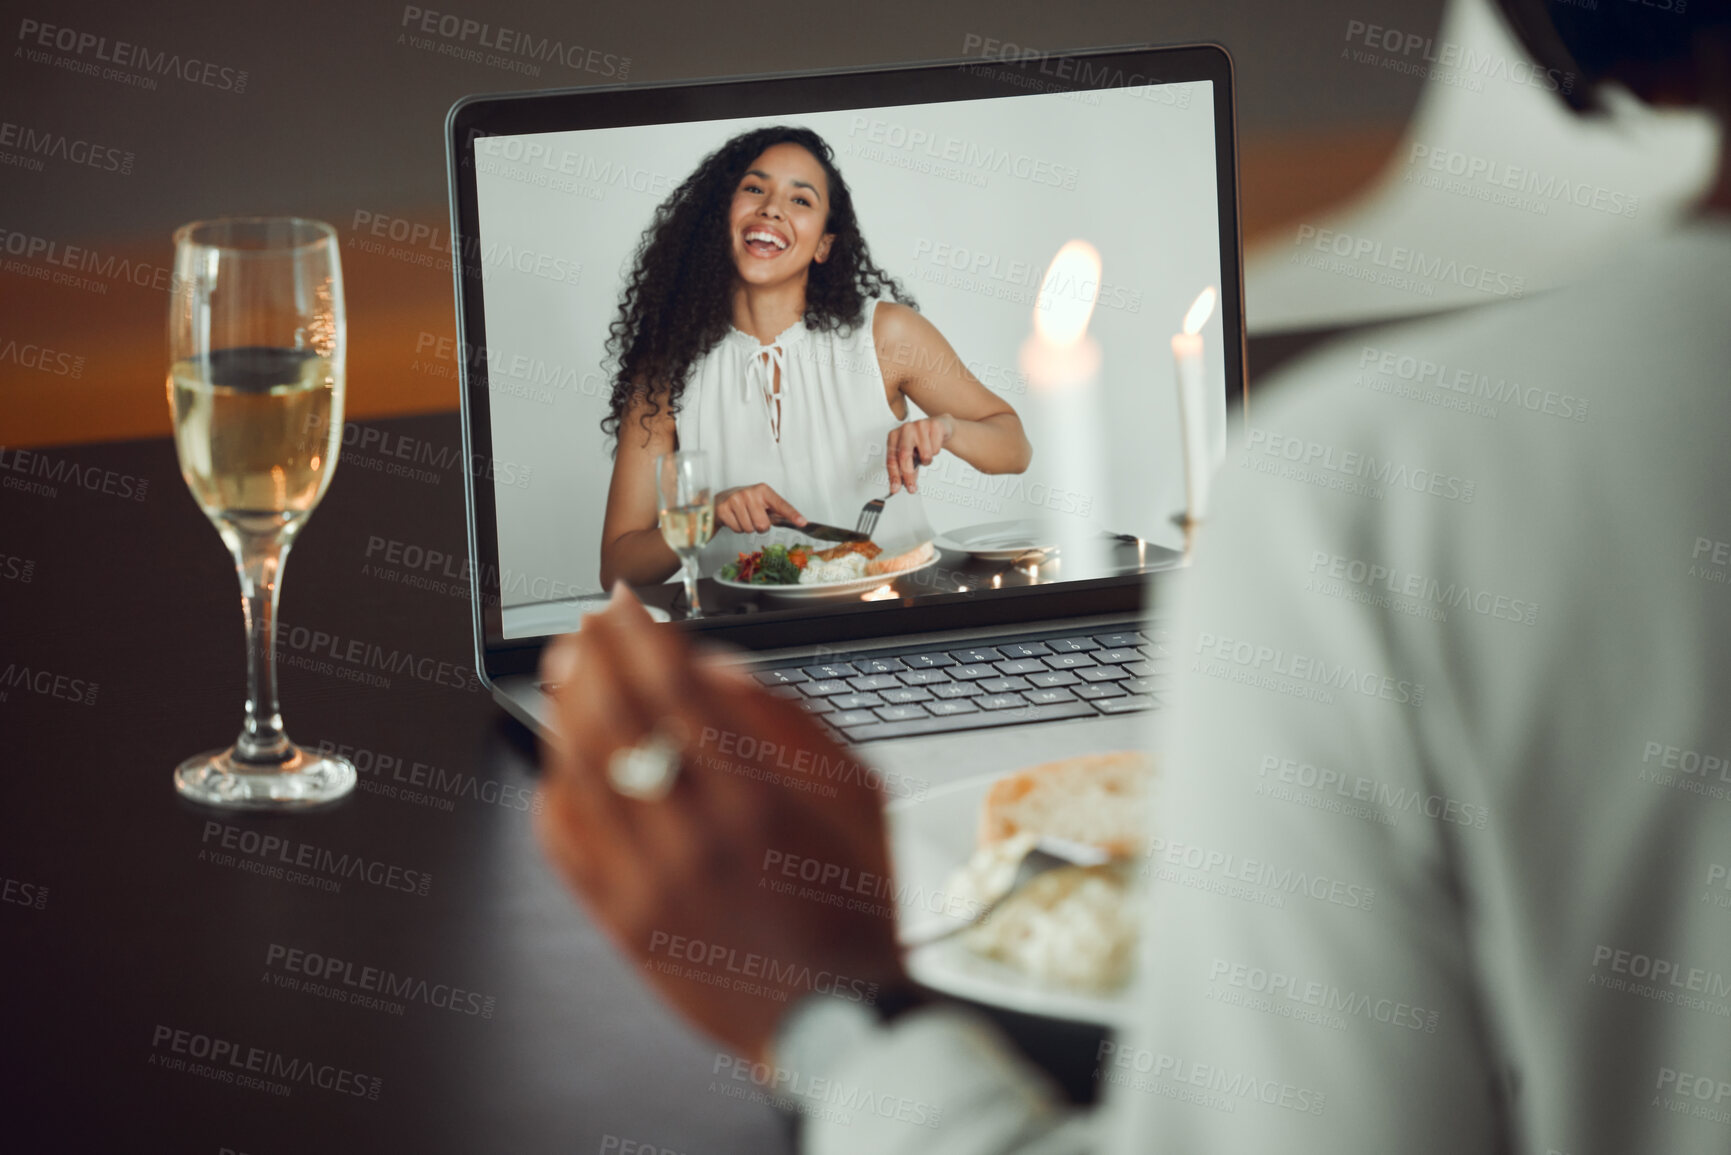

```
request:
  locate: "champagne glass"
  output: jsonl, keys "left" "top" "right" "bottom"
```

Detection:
{"left": 655, "top": 451, "right": 715, "bottom": 619}
{"left": 167, "top": 217, "right": 356, "bottom": 808}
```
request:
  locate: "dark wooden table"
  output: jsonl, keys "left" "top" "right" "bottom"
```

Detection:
{"left": 1, "top": 411, "right": 798, "bottom": 1153}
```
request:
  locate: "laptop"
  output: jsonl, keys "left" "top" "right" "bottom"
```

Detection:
{"left": 445, "top": 43, "right": 1244, "bottom": 793}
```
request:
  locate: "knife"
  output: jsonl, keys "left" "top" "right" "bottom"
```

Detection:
{"left": 767, "top": 513, "right": 873, "bottom": 543}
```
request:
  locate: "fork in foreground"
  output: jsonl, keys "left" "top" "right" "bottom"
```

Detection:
{"left": 898, "top": 835, "right": 1114, "bottom": 949}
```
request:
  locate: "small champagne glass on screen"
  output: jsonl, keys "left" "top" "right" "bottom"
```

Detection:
{"left": 655, "top": 451, "right": 714, "bottom": 619}
{"left": 167, "top": 217, "right": 356, "bottom": 808}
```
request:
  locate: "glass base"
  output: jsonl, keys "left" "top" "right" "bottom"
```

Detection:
{"left": 174, "top": 744, "right": 357, "bottom": 810}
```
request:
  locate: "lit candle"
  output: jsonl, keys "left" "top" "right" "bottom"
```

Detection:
{"left": 1172, "top": 287, "right": 1217, "bottom": 526}
{"left": 1020, "top": 240, "right": 1108, "bottom": 581}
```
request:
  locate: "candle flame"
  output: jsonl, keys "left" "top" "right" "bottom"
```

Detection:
{"left": 1033, "top": 240, "right": 1102, "bottom": 346}
{"left": 1183, "top": 287, "right": 1217, "bottom": 335}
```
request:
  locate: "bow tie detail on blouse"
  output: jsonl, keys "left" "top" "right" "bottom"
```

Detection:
{"left": 730, "top": 321, "right": 807, "bottom": 445}
{"left": 745, "top": 340, "right": 790, "bottom": 443}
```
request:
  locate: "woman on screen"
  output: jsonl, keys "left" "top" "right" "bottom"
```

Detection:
{"left": 597, "top": 125, "right": 1032, "bottom": 590}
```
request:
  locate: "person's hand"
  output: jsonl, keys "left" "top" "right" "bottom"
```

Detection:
{"left": 714, "top": 482, "right": 805, "bottom": 533}
{"left": 534, "top": 585, "right": 906, "bottom": 1062}
{"left": 885, "top": 415, "right": 955, "bottom": 494}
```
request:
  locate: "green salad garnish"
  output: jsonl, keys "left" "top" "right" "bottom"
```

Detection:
{"left": 720, "top": 543, "right": 809, "bottom": 584}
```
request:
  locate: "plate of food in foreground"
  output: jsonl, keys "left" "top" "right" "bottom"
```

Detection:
{"left": 714, "top": 539, "right": 939, "bottom": 599}
{"left": 934, "top": 519, "right": 1057, "bottom": 561}
{"left": 885, "top": 750, "right": 1156, "bottom": 1026}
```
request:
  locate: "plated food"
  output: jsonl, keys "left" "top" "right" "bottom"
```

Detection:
{"left": 978, "top": 750, "right": 1152, "bottom": 856}
{"left": 718, "top": 540, "right": 937, "bottom": 587}
{"left": 719, "top": 540, "right": 874, "bottom": 585}
{"left": 942, "top": 751, "right": 1156, "bottom": 993}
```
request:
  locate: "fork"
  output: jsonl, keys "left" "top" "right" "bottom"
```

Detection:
{"left": 899, "top": 835, "right": 1114, "bottom": 949}
{"left": 856, "top": 449, "right": 923, "bottom": 537}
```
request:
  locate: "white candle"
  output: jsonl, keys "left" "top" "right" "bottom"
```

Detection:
{"left": 1020, "top": 240, "right": 1108, "bottom": 582}
{"left": 1172, "top": 287, "right": 1217, "bottom": 524}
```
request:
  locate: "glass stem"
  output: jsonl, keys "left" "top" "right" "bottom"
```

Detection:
{"left": 232, "top": 529, "right": 294, "bottom": 765}
{"left": 683, "top": 557, "right": 702, "bottom": 618}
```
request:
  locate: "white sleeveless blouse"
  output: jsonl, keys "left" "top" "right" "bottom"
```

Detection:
{"left": 675, "top": 297, "right": 928, "bottom": 575}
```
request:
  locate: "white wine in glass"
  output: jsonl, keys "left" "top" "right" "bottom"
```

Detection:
{"left": 171, "top": 348, "right": 337, "bottom": 530}
{"left": 658, "top": 501, "right": 715, "bottom": 555}
{"left": 655, "top": 451, "right": 714, "bottom": 619}
{"left": 167, "top": 218, "right": 356, "bottom": 808}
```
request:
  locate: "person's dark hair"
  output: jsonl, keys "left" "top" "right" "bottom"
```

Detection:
{"left": 1494, "top": 0, "right": 1731, "bottom": 113}
{"left": 602, "top": 125, "right": 914, "bottom": 447}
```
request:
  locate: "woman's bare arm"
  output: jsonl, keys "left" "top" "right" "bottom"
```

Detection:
{"left": 599, "top": 395, "right": 682, "bottom": 589}
{"left": 874, "top": 302, "right": 1033, "bottom": 494}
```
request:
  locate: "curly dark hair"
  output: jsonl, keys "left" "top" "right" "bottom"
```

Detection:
{"left": 602, "top": 125, "right": 914, "bottom": 447}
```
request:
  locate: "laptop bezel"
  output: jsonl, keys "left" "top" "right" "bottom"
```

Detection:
{"left": 446, "top": 42, "right": 1244, "bottom": 682}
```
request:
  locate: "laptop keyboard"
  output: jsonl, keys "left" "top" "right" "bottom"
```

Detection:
{"left": 751, "top": 623, "right": 1171, "bottom": 744}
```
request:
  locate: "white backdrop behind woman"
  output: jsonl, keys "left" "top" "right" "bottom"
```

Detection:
{"left": 475, "top": 83, "right": 1225, "bottom": 608}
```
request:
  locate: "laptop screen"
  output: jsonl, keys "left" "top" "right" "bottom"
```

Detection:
{"left": 453, "top": 52, "right": 1238, "bottom": 649}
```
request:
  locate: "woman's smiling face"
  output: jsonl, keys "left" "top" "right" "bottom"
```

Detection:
{"left": 728, "top": 143, "right": 835, "bottom": 288}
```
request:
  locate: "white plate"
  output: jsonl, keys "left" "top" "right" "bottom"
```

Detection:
{"left": 934, "top": 519, "right": 1056, "bottom": 561}
{"left": 885, "top": 771, "right": 1129, "bottom": 1026}
{"left": 713, "top": 552, "right": 940, "bottom": 599}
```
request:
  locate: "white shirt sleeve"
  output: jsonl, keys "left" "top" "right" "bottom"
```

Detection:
{"left": 1104, "top": 444, "right": 1506, "bottom": 1152}
{"left": 781, "top": 1002, "right": 1098, "bottom": 1155}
